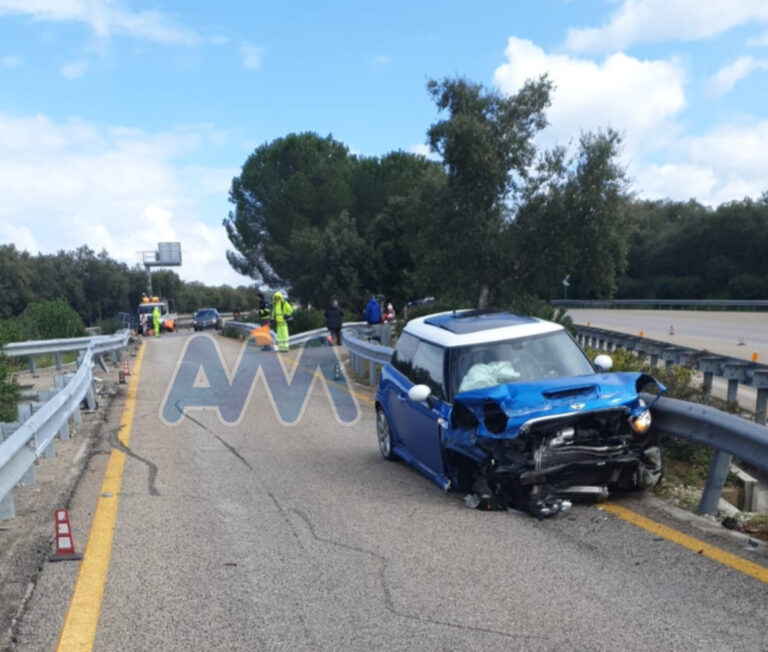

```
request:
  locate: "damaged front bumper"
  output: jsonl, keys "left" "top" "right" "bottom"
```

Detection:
{"left": 443, "top": 373, "right": 665, "bottom": 518}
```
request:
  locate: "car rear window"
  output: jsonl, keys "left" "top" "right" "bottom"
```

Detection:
{"left": 196, "top": 310, "right": 216, "bottom": 318}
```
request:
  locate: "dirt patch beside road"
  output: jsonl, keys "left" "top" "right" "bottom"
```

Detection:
{"left": 0, "top": 371, "right": 125, "bottom": 652}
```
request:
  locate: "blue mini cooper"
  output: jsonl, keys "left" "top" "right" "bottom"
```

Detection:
{"left": 375, "top": 310, "right": 665, "bottom": 517}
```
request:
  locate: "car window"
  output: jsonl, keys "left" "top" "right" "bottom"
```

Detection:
{"left": 451, "top": 330, "right": 594, "bottom": 396}
{"left": 411, "top": 341, "right": 446, "bottom": 400}
{"left": 391, "top": 332, "right": 419, "bottom": 378}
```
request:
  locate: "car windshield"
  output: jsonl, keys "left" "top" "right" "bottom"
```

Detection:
{"left": 450, "top": 330, "right": 595, "bottom": 396}
{"left": 196, "top": 310, "right": 216, "bottom": 319}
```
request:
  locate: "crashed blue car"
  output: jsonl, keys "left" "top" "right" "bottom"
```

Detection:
{"left": 375, "top": 310, "right": 665, "bottom": 517}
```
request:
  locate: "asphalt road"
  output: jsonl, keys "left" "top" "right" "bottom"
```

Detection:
{"left": 567, "top": 309, "right": 768, "bottom": 363}
{"left": 12, "top": 333, "right": 768, "bottom": 651}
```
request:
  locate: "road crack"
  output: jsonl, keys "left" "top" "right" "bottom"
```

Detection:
{"left": 290, "top": 508, "right": 548, "bottom": 642}
{"left": 174, "top": 402, "right": 253, "bottom": 471}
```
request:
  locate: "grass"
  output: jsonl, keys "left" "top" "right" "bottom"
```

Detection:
{"left": 8, "top": 351, "right": 79, "bottom": 372}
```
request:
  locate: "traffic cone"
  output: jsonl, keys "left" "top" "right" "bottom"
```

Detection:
{"left": 49, "top": 509, "right": 83, "bottom": 562}
{"left": 122, "top": 360, "right": 131, "bottom": 376}
{"left": 738, "top": 336, "right": 745, "bottom": 346}
{"left": 639, "top": 330, "right": 644, "bottom": 338}
{"left": 669, "top": 325, "right": 674, "bottom": 336}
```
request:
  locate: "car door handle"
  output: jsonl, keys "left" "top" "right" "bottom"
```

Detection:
{"left": 396, "top": 394, "right": 407, "bottom": 402}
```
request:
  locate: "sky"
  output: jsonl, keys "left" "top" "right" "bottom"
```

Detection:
{"left": 0, "top": 0, "right": 766, "bottom": 286}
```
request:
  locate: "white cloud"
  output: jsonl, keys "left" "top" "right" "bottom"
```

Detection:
{"left": 493, "top": 37, "right": 686, "bottom": 152}
{"left": 241, "top": 42, "right": 263, "bottom": 70}
{"left": 565, "top": 0, "right": 768, "bottom": 53}
{"left": 408, "top": 143, "right": 440, "bottom": 161}
{"left": 632, "top": 121, "right": 768, "bottom": 205}
{"left": 60, "top": 59, "right": 89, "bottom": 79}
{"left": 707, "top": 56, "right": 768, "bottom": 96}
{"left": 409, "top": 143, "right": 431, "bottom": 156}
{"left": 0, "top": 112, "right": 250, "bottom": 286}
{"left": 0, "top": 0, "right": 200, "bottom": 45}
{"left": 1, "top": 54, "right": 22, "bottom": 68}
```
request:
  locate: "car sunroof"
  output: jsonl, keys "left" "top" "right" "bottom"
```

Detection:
{"left": 424, "top": 311, "right": 536, "bottom": 334}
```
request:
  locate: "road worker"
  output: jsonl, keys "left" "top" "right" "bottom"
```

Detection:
{"left": 152, "top": 305, "right": 161, "bottom": 337}
{"left": 271, "top": 291, "right": 294, "bottom": 352}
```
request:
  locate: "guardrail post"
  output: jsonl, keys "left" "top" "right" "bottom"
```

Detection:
{"left": 722, "top": 362, "right": 750, "bottom": 404}
{"left": 752, "top": 370, "right": 768, "bottom": 426}
{"left": 0, "top": 492, "right": 15, "bottom": 520}
{"left": 369, "top": 362, "right": 376, "bottom": 386}
{"left": 28, "top": 355, "right": 37, "bottom": 377}
{"left": 648, "top": 345, "right": 660, "bottom": 368}
{"left": 662, "top": 346, "right": 678, "bottom": 369}
{"left": 63, "top": 373, "right": 82, "bottom": 424}
{"left": 85, "top": 383, "right": 97, "bottom": 411}
{"left": 55, "top": 351, "right": 63, "bottom": 370}
{"left": 698, "top": 356, "right": 724, "bottom": 397}
{"left": 16, "top": 405, "right": 40, "bottom": 480}
{"left": 698, "top": 450, "right": 732, "bottom": 515}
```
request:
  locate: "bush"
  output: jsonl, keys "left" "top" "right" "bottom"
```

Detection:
{"left": 0, "top": 353, "right": 20, "bottom": 422}
{"left": 98, "top": 317, "right": 122, "bottom": 335}
{"left": 290, "top": 308, "right": 326, "bottom": 334}
{"left": 0, "top": 318, "right": 22, "bottom": 345}
{"left": 583, "top": 346, "right": 698, "bottom": 401}
{"left": 728, "top": 274, "right": 768, "bottom": 300}
{"left": 16, "top": 300, "right": 86, "bottom": 341}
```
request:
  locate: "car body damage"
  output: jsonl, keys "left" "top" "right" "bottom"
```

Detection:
{"left": 375, "top": 310, "right": 667, "bottom": 519}
{"left": 444, "top": 373, "right": 665, "bottom": 517}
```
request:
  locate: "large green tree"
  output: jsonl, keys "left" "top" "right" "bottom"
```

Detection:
{"left": 420, "top": 75, "right": 553, "bottom": 307}
{"left": 513, "top": 129, "right": 629, "bottom": 299}
{"left": 224, "top": 132, "right": 445, "bottom": 308}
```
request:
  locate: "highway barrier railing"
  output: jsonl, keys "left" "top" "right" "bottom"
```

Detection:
{"left": 3, "top": 329, "right": 132, "bottom": 376}
{"left": 574, "top": 325, "right": 768, "bottom": 418}
{"left": 553, "top": 299, "right": 768, "bottom": 310}
{"left": 0, "top": 330, "right": 131, "bottom": 521}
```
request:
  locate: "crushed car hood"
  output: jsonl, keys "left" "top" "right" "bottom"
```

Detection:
{"left": 450, "top": 372, "right": 664, "bottom": 439}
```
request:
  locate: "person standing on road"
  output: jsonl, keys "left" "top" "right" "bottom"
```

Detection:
{"left": 271, "top": 291, "right": 294, "bottom": 352}
{"left": 325, "top": 299, "right": 343, "bottom": 345}
{"left": 152, "top": 305, "right": 161, "bottom": 337}
{"left": 364, "top": 295, "right": 381, "bottom": 325}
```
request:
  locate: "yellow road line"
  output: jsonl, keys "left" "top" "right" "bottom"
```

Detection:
{"left": 602, "top": 502, "right": 768, "bottom": 585}
{"left": 56, "top": 342, "right": 146, "bottom": 651}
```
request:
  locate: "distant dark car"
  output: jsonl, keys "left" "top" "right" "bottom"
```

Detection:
{"left": 193, "top": 308, "right": 222, "bottom": 331}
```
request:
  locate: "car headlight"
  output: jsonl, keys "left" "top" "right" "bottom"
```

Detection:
{"left": 629, "top": 402, "right": 652, "bottom": 434}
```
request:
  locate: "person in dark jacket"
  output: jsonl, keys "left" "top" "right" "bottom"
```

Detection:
{"left": 364, "top": 295, "right": 381, "bottom": 325}
{"left": 325, "top": 299, "right": 343, "bottom": 345}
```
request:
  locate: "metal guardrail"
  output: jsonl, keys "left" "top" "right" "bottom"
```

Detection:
{"left": 343, "top": 326, "right": 394, "bottom": 385}
{"left": 575, "top": 325, "right": 768, "bottom": 415}
{"left": 222, "top": 320, "right": 368, "bottom": 348}
{"left": 3, "top": 329, "right": 131, "bottom": 375}
{"left": 0, "top": 330, "right": 131, "bottom": 520}
{"left": 553, "top": 299, "right": 768, "bottom": 310}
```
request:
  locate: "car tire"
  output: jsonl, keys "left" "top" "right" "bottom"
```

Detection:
{"left": 376, "top": 408, "right": 397, "bottom": 460}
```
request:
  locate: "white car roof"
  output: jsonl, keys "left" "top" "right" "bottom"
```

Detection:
{"left": 404, "top": 310, "right": 563, "bottom": 348}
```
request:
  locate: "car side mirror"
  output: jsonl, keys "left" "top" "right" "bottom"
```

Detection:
{"left": 408, "top": 384, "right": 432, "bottom": 404}
{"left": 594, "top": 354, "right": 613, "bottom": 372}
